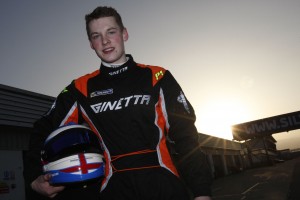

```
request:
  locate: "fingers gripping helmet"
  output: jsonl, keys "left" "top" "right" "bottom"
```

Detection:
{"left": 41, "top": 124, "right": 105, "bottom": 185}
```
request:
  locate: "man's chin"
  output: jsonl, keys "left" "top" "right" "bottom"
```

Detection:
{"left": 101, "top": 55, "right": 126, "bottom": 65}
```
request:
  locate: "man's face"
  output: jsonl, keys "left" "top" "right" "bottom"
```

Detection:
{"left": 89, "top": 16, "right": 128, "bottom": 64}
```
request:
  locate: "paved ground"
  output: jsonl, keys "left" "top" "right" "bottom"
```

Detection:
{"left": 211, "top": 157, "right": 300, "bottom": 200}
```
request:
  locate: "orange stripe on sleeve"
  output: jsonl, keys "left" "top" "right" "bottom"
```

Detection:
{"left": 155, "top": 96, "right": 179, "bottom": 177}
{"left": 63, "top": 107, "right": 79, "bottom": 125}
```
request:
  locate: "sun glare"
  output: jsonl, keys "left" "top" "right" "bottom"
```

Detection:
{"left": 195, "top": 98, "right": 250, "bottom": 140}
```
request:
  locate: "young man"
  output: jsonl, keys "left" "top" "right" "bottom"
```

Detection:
{"left": 25, "top": 6, "right": 212, "bottom": 200}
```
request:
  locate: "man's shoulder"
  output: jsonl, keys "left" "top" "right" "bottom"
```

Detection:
{"left": 137, "top": 63, "right": 166, "bottom": 71}
{"left": 74, "top": 69, "right": 100, "bottom": 82}
{"left": 136, "top": 63, "right": 168, "bottom": 85}
{"left": 73, "top": 69, "right": 100, "bottom": 97}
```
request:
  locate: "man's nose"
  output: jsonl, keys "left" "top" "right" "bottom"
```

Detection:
{"left": 102, "top": 36, "right": 110, "bottom": 45}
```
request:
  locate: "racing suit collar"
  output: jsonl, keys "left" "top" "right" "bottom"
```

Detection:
{"left": 100, "top": 54, "right": 135, "bottom": 78}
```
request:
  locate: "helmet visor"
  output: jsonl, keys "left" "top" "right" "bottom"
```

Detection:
{"left": 42, "top": 126, "right": 101, "bottom": 162}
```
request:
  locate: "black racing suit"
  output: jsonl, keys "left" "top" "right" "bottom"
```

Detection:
{"left": 25, "top": 55, "right": 212, "bottom": 199}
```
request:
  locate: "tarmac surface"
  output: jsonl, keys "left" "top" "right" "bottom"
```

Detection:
{"left": 211, "top": 156, "right": 300, "bottom": 200}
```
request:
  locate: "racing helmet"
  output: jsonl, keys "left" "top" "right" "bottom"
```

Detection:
{"left": 41, "top": 124, "right": 104, "bottom": 185}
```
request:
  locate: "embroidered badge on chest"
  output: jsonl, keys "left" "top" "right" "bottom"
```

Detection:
{"left": 90, "top": 89, "right": 113, "bottom": 98}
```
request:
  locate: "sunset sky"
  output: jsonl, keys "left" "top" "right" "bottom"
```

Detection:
{"left": 1, "top": 0, "right": 300, "bottom": 149}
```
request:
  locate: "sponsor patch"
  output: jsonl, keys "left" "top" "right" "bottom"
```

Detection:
{"left": 155, "top": 70, "right": 164, "bottom": 80}
{"left": 61, "top": 88, "right": 68, "bottom": 94}
{"left": 177, "top": 91, "right": 190, "bottom": 113}
{"left": 90, "top": 89, "right": 113, "bottom": 98}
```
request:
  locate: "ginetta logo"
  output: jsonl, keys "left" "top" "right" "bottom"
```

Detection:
{"left": 91, "top": 95, "right": 151, "bottom": 113}
{"left": 109, "top": 66, "right": 128, "bottom": 76}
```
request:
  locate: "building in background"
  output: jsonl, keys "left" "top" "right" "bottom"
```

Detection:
{"left": 231, "top": 111, "right": 300, "bottom": 167}
{"left": 0, "top": 84, "right": 54, "bottom": 200}
{"left": 198, "top": 133, "right": 245, "bottom": 178}
{"left": 242, "top": 136, "right": 278, "bottom": 167}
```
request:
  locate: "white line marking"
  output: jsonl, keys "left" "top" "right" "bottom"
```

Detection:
{"left": 242, "top": 182, "right": 260, "bottom": 195}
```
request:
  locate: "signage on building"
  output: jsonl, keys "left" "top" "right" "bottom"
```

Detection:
{"left": 232, "top": 111, "right": 300, "bottom": 141}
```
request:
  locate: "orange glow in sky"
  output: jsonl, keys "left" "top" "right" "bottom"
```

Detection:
{"left": 196, "top": 98, "right": 252, "bottom": 140}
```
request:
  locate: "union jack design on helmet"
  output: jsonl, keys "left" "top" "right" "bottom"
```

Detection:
{"left": 41, "top": 124, "right": 104, "bottom": 185}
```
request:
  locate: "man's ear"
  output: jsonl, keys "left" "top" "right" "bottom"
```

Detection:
{"left": 123, "top": 28, "right": 129, "bottom": 41}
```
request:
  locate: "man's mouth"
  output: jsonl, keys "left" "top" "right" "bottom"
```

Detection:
{"left": 103, "top": 47, "right": 114, "bottom": 54}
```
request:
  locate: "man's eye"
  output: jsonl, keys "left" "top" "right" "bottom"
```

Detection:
{"left": 91, "top": 34, "right": 100, "bottom": 40}
{"left": 108, "top": 31, "right": 116, "bottom": 35}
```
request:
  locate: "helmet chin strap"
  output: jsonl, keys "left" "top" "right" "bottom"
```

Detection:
{"left": 102, "top": 56, "right": 129, "bottom": 68}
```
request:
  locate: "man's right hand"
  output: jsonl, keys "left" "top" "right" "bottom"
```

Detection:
{"left": 31, "top": 174, "right": 65, "bottom": 198}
